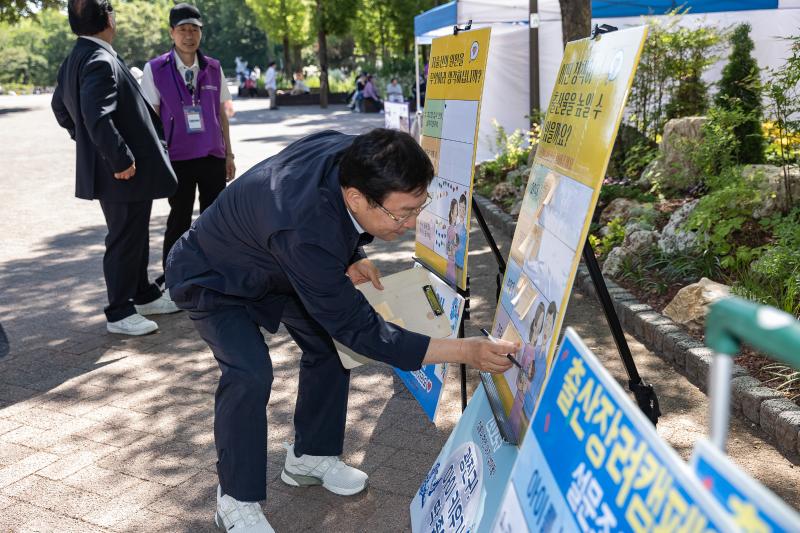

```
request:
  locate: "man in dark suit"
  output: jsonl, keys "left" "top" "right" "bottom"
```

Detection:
{"left": 166, "top": 128, "right": 516, "bottom": 532}
{"left": 52, "top": 0, "right": 180, "bottom": 336}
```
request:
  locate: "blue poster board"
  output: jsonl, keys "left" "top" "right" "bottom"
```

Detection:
{"left": 690, "top": 438, "right": 800, "bottom": 532}
{"left": 395, "top": 266, "right": 464, "bottom": 422}
{"left": 491, "top": 328, "right": 736, "bottom": 532}
{"left": 411, "top": 384, "right": 519, "bottom": 532}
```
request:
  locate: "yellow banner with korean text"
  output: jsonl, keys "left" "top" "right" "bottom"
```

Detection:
{"left": 488, "top": 26, "right": 649, "bottom": 445}
{"left": 415, "top": 28, "right": 491, "bottom": 291}
{"left": 425, "top": 28, "right": 490, "bottom": 101}
{"left": 536, "top": 27, "right": 648, "bottom": 188}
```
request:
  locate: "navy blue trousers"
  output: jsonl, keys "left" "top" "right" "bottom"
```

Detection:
{"left": 99, "top": 200, "right": 162, "bottom": 322}
{"left": 190, "top": 296, "right": 351, "bottom": 502}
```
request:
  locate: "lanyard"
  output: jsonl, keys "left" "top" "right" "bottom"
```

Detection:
{"left": 169, "top": 55, "right": 199, "bottom": 106}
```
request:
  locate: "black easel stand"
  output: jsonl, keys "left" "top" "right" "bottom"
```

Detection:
{"left": 456, "top": 198, "right": 507, "bottom": 411}
{"left": 582, "top": 242, "right": 661, "bottom": 425}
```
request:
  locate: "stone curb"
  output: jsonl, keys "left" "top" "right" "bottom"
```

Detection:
{"left": 473, "top": 193, "right": 800, "bottom": 460}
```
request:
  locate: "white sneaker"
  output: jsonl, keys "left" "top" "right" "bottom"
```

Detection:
{"left": 280, "top": 442, "right": 368, "bottom": 496}
{"left": 134, "top": 292, "right": 180, "bottom": 316}
{"left": 215, "top": 485, "right": 274, "bottom": 533}
{"left": 106, "top": 313, "right": 158, "bottom": 336}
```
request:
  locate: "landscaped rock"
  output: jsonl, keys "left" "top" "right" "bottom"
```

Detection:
{"left": 509, "top": 199, "right": 523, "bottom": 218}
{"left": 622, "top": 229, "right": 659, "bottom": 255}
{"left": 743, "top": 164, "right": 800, "bottom": 219}
{"left": 505, "top": 165, "right": 530, "bottom": 185}
{"left": 601, "top": 247, "right": 627, "bottom": 278}
{"left": 600, "top": 198, "right": 642, "bottom": 225}
{"left": 636, "top": 158, "right": 665, "bottom": 189}
{"left": 491, "top": 181, "right": 518, "bottom": 202}
{"left": 663, "top": 277, "right": 730, "bottom": 326}
{"left": 662, "top": 117, "right": 707, "bottom": 167}
{"left": 657, "top": 199, "right": 699, "bottom": 254}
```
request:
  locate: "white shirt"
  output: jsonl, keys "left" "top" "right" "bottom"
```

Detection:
{"left": 265, "top": 66, "right": 277, "bottom": 90}
{"left": 80, "top": 35, "right": 116, "bottom": 57}
{"left": 140, "top": 50, "right": 231, "bottom": 108}
{"left": 347, "top": 209, "right": 366, "bottom": 235}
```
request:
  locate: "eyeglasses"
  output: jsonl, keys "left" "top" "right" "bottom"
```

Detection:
{"left": 372, "top": 193, "right": 432, "bottom": 224}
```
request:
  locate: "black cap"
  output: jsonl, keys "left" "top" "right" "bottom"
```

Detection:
{"left": 170, "top": 3, "right": 203, "bottom": 28}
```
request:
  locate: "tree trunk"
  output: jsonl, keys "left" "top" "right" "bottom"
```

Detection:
{"left": 292, "top": 45, "right": 302, "bottom": 73}
{"left": 316, "top": 0, "right": 329, "bottom": 108}
{"left": 559, "top": 0, "right": 591, "bottom": 48}
{"left": 280, "top": 35, "right": 291, "bottom": 76}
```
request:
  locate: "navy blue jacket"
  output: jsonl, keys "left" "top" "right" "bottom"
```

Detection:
{"left": 166, "top": 131, "right": 429, "bottom": 371}
{"left": 51, "top": 38, "right": 177, "bottom": 202}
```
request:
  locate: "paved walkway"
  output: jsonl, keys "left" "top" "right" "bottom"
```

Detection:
{"left": 0, "top": 95, "right": 797, "bottom": 532}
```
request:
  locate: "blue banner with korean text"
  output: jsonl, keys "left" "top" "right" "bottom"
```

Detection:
{"left": 411, "top": 384, "right": 519, "bottom": 532}
{"left": 395, "top": 266, "right": 465, "bottom": 422}
{"left": 690, "top": 438, "right": 800, "bottom": 532}
{"left": 491, "top": 328, "right": 735, "bottom": 532}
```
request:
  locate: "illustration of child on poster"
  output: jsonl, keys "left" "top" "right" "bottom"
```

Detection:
{"left": 446, "top": 199, "right": 459, "bottom": 281}
{"left": 454, "top": 194, "right": 468, "bottom": 283}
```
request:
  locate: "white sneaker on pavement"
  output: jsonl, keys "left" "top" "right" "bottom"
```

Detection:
{"left": 215, "top": 485, "right": 274, "bottom": 533}
{"left": 134, "top": 292, "right": 180, "bottom": 316}
{"left": 280, "top": 442, "right": 368, "bottom": 496}
{"left": 106, "top": 313, "right": 158, "bottom": 336}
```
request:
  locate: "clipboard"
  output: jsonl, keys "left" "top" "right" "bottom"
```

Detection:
{"left": 336, "top": 267, "right": 453, "bottom": 369}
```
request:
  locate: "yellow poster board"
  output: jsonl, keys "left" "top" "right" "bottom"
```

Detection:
{"left": 415, "top": 28, "right": 490, "bottom": 291}
{"left": 489, "top": 26, "right": 649, "bottom": 444}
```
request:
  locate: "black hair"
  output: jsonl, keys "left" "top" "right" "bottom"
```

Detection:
{"left": 339, "top": 128, "right": 433, "bottom": 204}
{"left": 268, "top": 61, "right": 277, "bottom": 67}
{"left": 68, "top": 0, "right": 113, "bottom": 36}
{"left": 529, "top": 301, "right": 545, "bottom": 342}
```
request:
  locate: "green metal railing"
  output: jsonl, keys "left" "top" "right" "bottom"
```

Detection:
{"left": 705, "top": 297, "right": 800, "bottom": 451}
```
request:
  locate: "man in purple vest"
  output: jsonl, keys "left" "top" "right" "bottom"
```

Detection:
{"left": 140, "top": 3, "right": 235, "bottom": 289}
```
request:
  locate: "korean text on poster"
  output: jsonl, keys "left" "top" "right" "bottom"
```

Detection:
{"left": 491, "top": 328, "right": 736, "bottom": 533}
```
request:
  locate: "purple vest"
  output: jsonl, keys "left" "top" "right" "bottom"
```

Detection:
{"left": 149, "top": 50, "right": 226, "bottom": 162}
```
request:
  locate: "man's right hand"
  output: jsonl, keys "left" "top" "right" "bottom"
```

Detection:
{"left": 114, "top": 162, "right": 136, "bottom": 180}
{"left": 422, "top": 336, "right": 519, "bottom": 374}
{"left": 460, "top": 336, "right": 517, "bottom": 374}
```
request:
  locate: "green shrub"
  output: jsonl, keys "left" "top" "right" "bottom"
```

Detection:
{"left": 715, "top": 24, "right": 766, "bottom": 164}
{"left": 764, "top": 35, "right": 800, "bottom": 212}
{"left": 657, "top": 105, "right": 755, "bottom": 197}
{"left": 732, "top": 208, "right": 800, "bottom": 317}
{"left": 685, "top": 169, "right": 767, "bottom": 268}
{"left": 475, "top": 121, "right": 538, "bottom": 199}
{"left": 626, "top": 11, "right": 722, "bottom": 143}
{"left": 598, "top": 182, "right": 657, "bottom": 207}
{"left": 589, "top": 217, "right": 626, "bottom": 258}
{"left": 616, "top": 246, "right": 721, "bottom": 295}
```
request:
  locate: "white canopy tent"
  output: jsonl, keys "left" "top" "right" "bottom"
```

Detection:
{"left": 414, "top": 1, "right": 530, "bottom": 162}
{"left": 415, "top": 0, "right": 800, "bottom": 161}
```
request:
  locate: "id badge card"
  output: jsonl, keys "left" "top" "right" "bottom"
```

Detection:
{"left": 183, "top": 105, "right": 205, "bottom": 133}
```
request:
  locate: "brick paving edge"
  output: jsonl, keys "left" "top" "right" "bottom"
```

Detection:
{"left": 473, "top": 194, "right": 800, "bottom": 460}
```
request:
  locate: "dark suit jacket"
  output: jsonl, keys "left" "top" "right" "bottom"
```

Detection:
{"left": 165, "top": 130, "right": 429, "bottom": 371}
{"left": 52, "top": 38, "right": 177, "bottom": 202}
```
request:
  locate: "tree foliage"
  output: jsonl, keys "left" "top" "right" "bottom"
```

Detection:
{"left": 245, "top": 0, "right": 308, "bottom": 74}
{"left": 112, "top": 1, "right": 172, "bottom": 68}
{"left": 0, "top": 7, "right": 71, "bottom": 86}
{"left": 715, "top": 23, "right": 766, "bottom": 164}
{"left": 194, "top": 0, "right": 270, "bottom": 73}
{"left": 627, "top": 12, "right": 722, "bottom": 143}
{"left": 0, "top": 0, "right": 62, "bottom": 24}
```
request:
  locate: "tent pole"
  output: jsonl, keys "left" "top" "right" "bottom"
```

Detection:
{"left": 415, "top": 40, "right": 421, "bottom": 123}
{"left": 530, "top": 0, "right": 540, "bottom": 120}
